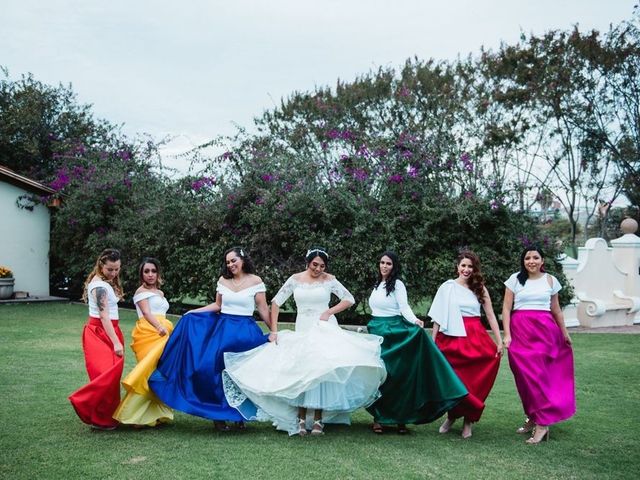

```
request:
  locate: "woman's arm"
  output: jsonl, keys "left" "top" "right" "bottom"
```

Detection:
{"left": 431, "top": 322, "right": 440, "bottom": 342}
{"left": 502, "top": 288, "right": 514, "bottom": 349}
{"left": 550, "top": 294, "right": 572, "bottom": 345}
{"left": 255, "top": 292, "right": 277, "bottom": 342}
{"left": 95, "top": 287, "right": 123, "bottom": 356}
{"left": 482, "top": 287, "right": 503, "bottom": 356}
{"left": 136, "top": 297, "right": 167, "bottom": 336}
{"left": 320, "top": 298, "right": 353, "bottom": 321}
{"left": 269, "top": 301, "right": 281, "bottom": 342}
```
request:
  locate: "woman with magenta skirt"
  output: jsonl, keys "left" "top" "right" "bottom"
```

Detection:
{"left": 502, "top": 245, "right": 575, "bottom": 444}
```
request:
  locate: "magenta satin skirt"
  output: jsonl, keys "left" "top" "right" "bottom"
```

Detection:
{"left": 508, "top": 310, "right": 576, "bottom": 426}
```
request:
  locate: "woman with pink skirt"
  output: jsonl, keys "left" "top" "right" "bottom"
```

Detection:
{"left": 502, "top": 245, "right": 575, "bottom": 444}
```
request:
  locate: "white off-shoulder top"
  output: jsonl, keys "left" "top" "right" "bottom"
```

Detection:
{"left": 133, "top": 291, "right": 169, "bottom": 317}
{"left": 217, "top": 282, "right": 266, "bottom": 315}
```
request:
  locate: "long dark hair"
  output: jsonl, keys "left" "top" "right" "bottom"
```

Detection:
{"left": 516, "top": 245, "right": 546, "bottom": 286}
{"left": 456, "top": 250, "right": 485, "bottom": 304}
{"left": 138, "top": 257, "right": 163, "bottom": 288}
{"left": 305, "top": 247, "right": 329, "bottom": 268}
{"left": 221, "top": 246, "right": 256, "bottom": 279}
{"left": 375, "top": 250, "right": 401, "bottom": 296}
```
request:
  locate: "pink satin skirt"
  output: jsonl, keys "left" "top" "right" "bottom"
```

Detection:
{"left": 508, "top": 310, "right": 575, "bottom": 425}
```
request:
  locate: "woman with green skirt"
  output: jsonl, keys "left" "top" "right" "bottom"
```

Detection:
{"left": 366, "top": 251, "right": 467, "bottom": 434}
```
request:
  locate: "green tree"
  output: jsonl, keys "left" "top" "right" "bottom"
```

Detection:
{"left": 0, "top": 68, "right": 116, "bottom": 181}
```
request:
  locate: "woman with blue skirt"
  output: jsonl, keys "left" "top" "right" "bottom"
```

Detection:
{"left": 149, "top": 247, "right": 274, "bottom": 430}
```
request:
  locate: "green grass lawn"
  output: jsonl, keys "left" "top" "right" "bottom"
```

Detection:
{"left": 0, "top": 303, "right": 638, "bottom": 480}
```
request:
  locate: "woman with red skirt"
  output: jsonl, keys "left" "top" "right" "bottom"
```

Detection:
{"left": 69, "top": 248, "right": 125, "bottom": 430}
{"left": 429, "top": 250, "right": 503, "bottom": 439}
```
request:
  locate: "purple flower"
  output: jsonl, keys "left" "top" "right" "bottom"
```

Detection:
{"left": 397, "top": 85, "right": 411, "bottom": 98}
{"left": 460, "top": 152, "right": 473, "bottom": 172}
{"left": 118, "top": 150, "right": 132, "bottom": 161}
{"left": 106, "top": 196, "right": 115, "bottom": 205}
{"left": 464, "top": 191, "right": 474, "bottom": 199}
{"left": 356, "top": 144, "right": 370, "bottom": 157}
{"left": 123, "top": 178, "right": 132, "bottom": 189}
{"left": 401, "top": 150, "right": 413, "bottom": 159}
{"left": 352, "top": 168, "right": 368, "bottom": 182}
{"left": 261, "top": 173, "right": 275, "bottom": 182}
{"left": 283, "top": 183, "right": 293, "bottom": 193}
{"left": 255, "top": 197, "right": 265, "bottom": 206}
{"left": 408, "top": 165, "right": 419, "bottom": 178}
{"left": 373, "top": 148, "right": 388, "bottom": 158}
{"left": 96, "top": 226, "right": 108, "bottom": 236}
{"left": 490, "top": 199, "right": 500, "bottom": 210}
{"left": 222, "top": 151, "right": 233, "bottom": 159}
{"left": 50, "top": 171, "right": 70, "bottom": 191}
{"left": 71, "top": 165, "right": 85, "bottom": 179}
{"left": 191, "top": 176, "right": 217, "bottom": 191}
{"left": 388, "top": 174, "right": 404, "bottom": 184}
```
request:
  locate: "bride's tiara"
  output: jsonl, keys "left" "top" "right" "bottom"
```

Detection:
{"left": 306, "top": 248, "right": 329, "bottom": 259}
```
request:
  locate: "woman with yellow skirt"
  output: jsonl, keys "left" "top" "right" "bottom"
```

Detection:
{"left": 114, "top": 257, "right": 174, "bottom": 427}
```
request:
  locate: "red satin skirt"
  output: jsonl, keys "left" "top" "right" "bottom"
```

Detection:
{"left": 69, "top": 317, "right": 124, "bottom": 428}
{"left": 435, "top": 316, "right": 500, "bottom": 422}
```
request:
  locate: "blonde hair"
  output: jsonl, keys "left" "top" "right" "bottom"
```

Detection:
{"left": 82, "top": 248, "right": 124, "bottom": 301}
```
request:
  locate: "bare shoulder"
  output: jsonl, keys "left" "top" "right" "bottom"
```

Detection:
{"left": 325, "top": 273, "right": 337, "bottom": 282}
{"left": 247, "top": 274, "right": 264, "bottom": 287}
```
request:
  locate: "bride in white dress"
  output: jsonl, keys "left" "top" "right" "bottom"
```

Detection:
{"left": 223, "top": 248, "right": 387, "bottom": 435}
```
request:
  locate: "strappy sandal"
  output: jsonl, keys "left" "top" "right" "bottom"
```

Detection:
{"left": 311, "top": 420, "right": 324, "bottom": 435}
{"left": 235, "top": 421, "right": 246, "bottom": 431}
{"left": 397, "top": 424, "right": 409, "bottom": 435}
{"left": 372, "top": 423, "right": 384, "bottom": 434}
{"left": 297, "top": 418, "right": 307, "bottom": 436}
{"left": 516, "top": 417, "right": 534, "bottom": 434}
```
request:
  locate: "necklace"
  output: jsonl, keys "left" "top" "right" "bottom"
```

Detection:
{"left": 231, "top": 276, "right": 247, "bottom": 288}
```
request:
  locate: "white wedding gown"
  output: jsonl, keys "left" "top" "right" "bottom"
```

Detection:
{"left": 223, "top": 276, "right": 387, "bottom": 435}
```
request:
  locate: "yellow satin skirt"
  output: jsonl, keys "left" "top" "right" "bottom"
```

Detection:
{"left": 113, "top": 316, "right": 174, "bottom": 426}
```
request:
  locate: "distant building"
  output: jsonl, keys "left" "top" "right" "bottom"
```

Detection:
{"left": 0, "top": 165, "right": 58, "bottom": 297}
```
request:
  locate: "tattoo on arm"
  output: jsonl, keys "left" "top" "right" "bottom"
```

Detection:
{"left": 96, "top": 287, "right": 107, "bottom": 312}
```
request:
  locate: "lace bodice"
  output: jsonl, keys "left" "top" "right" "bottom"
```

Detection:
{"left": 272, "top": 276, "right": 355, "bottom": 332}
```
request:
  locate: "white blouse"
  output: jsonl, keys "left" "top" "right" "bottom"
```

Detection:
{"left": 427, "top": 280, "right": 482, "bottom": 337}
{"left": 87, "top": 279, "right": 119, "bottom": 319}
{"left": 504, "top": 273, "right": 562, "bottom": 311}
{"left": 133, "top": 291, "right": 169, "bottom": 317}
{"left": 217, "top": 282, "right": 266, "bottom": 315}
{"left": 368, "top": 280, "right": 420, "bottom": 324}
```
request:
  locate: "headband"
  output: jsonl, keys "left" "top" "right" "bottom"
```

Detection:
{"left": 306, "top": 248, "right": 329, "bottom": 259}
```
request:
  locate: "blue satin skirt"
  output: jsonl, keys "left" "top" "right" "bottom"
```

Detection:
{"left": 149, "top": 311, "right": 268, "bottom": 421}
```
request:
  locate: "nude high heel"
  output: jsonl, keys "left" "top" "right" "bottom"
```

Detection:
{"left": 439, "top": 417, "right": 455, "bottom": 434}
{"left": 526, "top": 425, "right": 550, "bottom": 444}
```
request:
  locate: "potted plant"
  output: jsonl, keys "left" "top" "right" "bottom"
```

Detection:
{"left": 0, "top": 266, "right": 15, "bottom": 299}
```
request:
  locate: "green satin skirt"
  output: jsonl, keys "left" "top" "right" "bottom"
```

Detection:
{"left": 366, "top": 315, "right": 468, "bottom": 425}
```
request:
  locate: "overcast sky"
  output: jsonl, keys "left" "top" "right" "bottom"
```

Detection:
{"left": 2, "top": 0, "right": 637, "bottom": 173}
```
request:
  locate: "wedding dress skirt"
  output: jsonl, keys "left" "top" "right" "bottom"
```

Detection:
{"left": 223, "top": 319, "right": 387, "bottom": 435}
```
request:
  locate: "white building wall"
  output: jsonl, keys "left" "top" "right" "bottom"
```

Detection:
{"left": 0, "top": 182, "right": 50, "bottom": 296}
